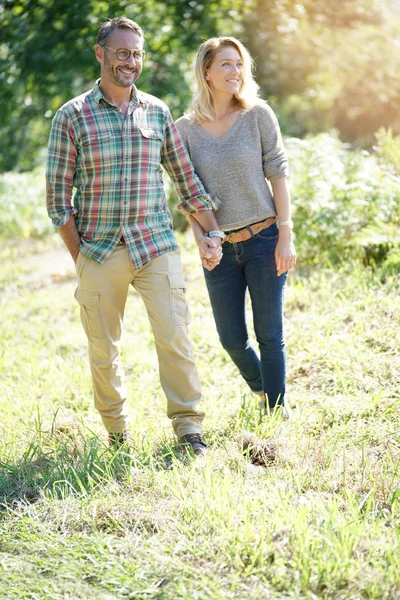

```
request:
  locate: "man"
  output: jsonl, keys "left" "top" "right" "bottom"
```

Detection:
{"left": 46, "top": 17, "right": 223, "bottom": 455}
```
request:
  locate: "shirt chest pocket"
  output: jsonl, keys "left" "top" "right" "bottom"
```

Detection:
{"left": 139, "top": 127, "right": 164, "bottom": 164}
{"left": 139, "top": 127, "right": 163, "bottom": 140}
{"left": 78, "top": 131, "right": 116, "bottom": 174}
{"left": 80, "top": 131, "right": 113, "bottom": 148}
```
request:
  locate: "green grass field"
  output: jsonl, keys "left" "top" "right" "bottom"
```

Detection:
{"left": 1, "top": 233, "right": 399, "bottom": 600}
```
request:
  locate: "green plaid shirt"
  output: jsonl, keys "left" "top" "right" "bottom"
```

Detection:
{"left": 46, "top": 81, "right": 220, "bottom": 268}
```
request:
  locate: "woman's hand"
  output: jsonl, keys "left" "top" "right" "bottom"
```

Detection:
{"left": 270, "top": 177, "right": 296, "bottom": 275}
{"left": 275, "top": 229, "right": 296, "bottom": 276}
{"left": 199, "top": 236, "right": 222, "bottom": 271}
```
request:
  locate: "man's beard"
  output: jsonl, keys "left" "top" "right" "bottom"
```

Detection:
{"left": 104, "top": 57, "right": 137, "bottom": 88}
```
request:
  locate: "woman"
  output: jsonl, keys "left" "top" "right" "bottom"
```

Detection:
{"left": 175, "top": 37, "right": 296, "bottom": 415}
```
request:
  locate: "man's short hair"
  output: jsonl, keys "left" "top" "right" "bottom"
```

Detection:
{"left": 96, "top": 17, "right": 144, "bottom": 45}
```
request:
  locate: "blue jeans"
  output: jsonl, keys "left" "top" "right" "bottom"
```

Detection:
{"left": 203, "top": 223, "right": 287, "bottom": 409}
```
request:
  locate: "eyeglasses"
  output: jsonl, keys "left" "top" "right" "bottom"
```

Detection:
{"left": 101, "top": 45, "right": 147, "bottom": 62}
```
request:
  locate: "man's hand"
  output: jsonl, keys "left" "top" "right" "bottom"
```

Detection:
{"left": 199, "top": 236, "right": 222, "bottom": 271}
{"left": 59, "top": 217, "right": 81, "bottom": 264}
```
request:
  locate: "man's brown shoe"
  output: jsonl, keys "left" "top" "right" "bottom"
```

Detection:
{"left": 178, "top": 433, "right": 208, "bottom": 456}
{"left": 108, "top": 431, "right": 130, "bottom": 448}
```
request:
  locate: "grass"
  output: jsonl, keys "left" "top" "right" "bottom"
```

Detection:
{"left": 0, "top": 233, "right": 399, "bottom": 599}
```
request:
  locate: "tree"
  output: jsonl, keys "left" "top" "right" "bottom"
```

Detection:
{"left": 241, "top": 0, "right": 400, "bottom": 143}
{"left": 0, "top": 0, "right": 250, "bottom": 171}
{"left": 2, "top": 0, "right": 398, "bottom": 172}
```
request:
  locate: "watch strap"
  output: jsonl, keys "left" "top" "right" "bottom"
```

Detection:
{"left": 206, "top": 229, "right": 226, "bottom": 241}
{"left": 277, "top": 219, "right": 294, "bottom": 229}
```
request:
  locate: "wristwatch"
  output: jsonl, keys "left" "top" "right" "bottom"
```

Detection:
{"left": 206, "top": 230, "right": 226, "bottom": 241}
{"left": 277, "top": 219, "right": 294, "bottom": 230}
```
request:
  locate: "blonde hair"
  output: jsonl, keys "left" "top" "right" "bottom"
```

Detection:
{"left": 188, "top": 37, "right": 260, "bottom": 123}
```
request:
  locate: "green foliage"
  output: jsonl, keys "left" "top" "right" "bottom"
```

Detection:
{"left": 287, "top": 130, "right": 400, "bottom": 268}
{"left": 243, "top": 0, "right": 400, "bottom": 143}
{"left": 374, "top": 127, "right": 400, "bottom": 174}
{"left": 0, "top": 0, "right": 251, "bottom": 172}
{"left": 2, "top": 0, "right": 400, "bottom": 172}
{"left": 0, "top": 167, "right": 53, "bottom": 238}
{"left": 379, "top": 248, "right": 400, "bottom": 277}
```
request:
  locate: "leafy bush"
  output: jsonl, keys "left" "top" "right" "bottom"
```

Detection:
{"left": 0, "top": 167, "right": 53, "bottom": 238}
{"left": 374, "top": 127, "right": 400, "bottom": 174}
{"left": 287, "top": 130, "right": 400, "bottom": 267}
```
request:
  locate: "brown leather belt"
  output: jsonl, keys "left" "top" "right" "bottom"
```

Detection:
{"left": 225, "top": 217, "right": 276, "bottom": 243}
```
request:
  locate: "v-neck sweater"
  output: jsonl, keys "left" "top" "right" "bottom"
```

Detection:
{"left": 175, "top": 102, "right": 288, "bottom": 231}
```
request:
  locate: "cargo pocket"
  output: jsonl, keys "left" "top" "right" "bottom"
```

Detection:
{"left": 74, "top": 287, "right": 104, "bottom": 340}
{"left": 168, "top": 274, "right": 190, "bottom": 326}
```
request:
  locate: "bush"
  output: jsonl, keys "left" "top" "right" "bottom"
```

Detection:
{"left": 374, "top": 127, "right": 400, "bottom": 174}
{"left": 287, "top": 130, "right": 400, "bottom": 267}
{"left": 0, "top": 167, "right": 53, "bottom": 239}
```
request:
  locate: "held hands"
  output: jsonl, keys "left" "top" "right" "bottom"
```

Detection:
{"left": 199, "top": 235, "right": 223, "bottom": 271}
{"left": 275, "top": 229, "right": 296, "bottom": 276}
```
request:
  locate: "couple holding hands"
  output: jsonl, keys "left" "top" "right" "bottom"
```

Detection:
{"left": 46, "top": 17, "right": 296, "bottom": 455}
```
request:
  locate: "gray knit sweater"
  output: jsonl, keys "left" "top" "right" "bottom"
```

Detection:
{"left": 175, "top": 102, "right": 288, "bottom": 231}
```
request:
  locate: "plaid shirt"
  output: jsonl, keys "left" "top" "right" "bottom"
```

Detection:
{"left": 46, "top": 81, "right": 220, "bottom": 269}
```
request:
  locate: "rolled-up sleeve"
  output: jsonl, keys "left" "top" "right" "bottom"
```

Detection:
{"left": 259, "top": 104, "right": 289, "bottom": 180}
{"left": 45, "top": 110, "right": 78, "bottom": 227}
{"left": 161, "top": 111, "right": 221, "bottom": 215}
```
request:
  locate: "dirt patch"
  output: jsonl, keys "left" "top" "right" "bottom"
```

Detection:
{"left": 234, "top": 431, "right": 277, "bottom": 467}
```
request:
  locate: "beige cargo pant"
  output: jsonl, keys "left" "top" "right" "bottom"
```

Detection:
{"left": 74, "top": 246, "right": 204, "bottom": 438}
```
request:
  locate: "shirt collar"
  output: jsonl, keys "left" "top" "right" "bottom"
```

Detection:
{"left": 93, "top": 79, "right": 148, "bottom": 109}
